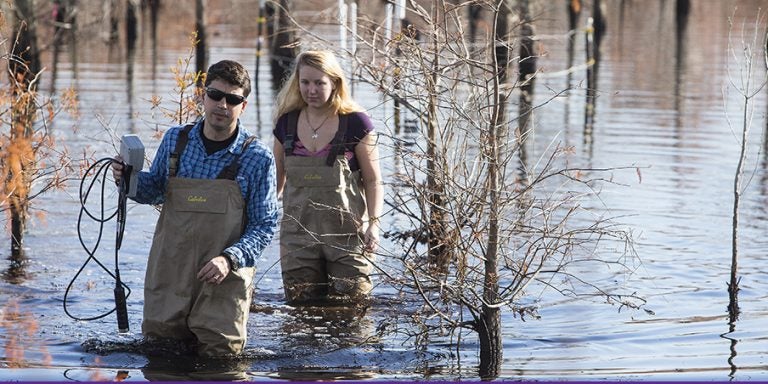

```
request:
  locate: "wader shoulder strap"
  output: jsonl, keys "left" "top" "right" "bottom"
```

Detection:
{"left": 284, "top": 110, "right": 300, "bottom": 156}
{"left": 169, "top": 123, "right": 195, "bottom": 177}
{"left": 216, "top": 135, "right": 258, "bottom": 180}
{"left": 326, "top": 114, "right": 349, "bottom": 167}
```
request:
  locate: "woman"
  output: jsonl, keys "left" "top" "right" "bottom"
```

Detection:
{"left": 273, "top": 50, "right": 383, "bottom": 304}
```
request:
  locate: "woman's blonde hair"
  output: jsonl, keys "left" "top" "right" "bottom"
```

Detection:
{"left": 273, "top": 50, "right": 364, "bottom": 122}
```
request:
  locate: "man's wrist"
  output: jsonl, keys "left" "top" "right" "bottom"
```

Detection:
{"left": 221, "top": 250, "right": 239, "bottom": 271}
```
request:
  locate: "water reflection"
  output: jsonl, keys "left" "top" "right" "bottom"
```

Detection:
{"left": 2, "top": 254, "right": 29, "bottom": 284}
{"left": 5, "top": 0, "right": 768, "bottom": 381}
{"left": 720, "top": 318, "right": 739, "bottom": 381}
{"left": 82, "top": 336, "right": 255, "bottom": 381}
{"left": 583, "top": 16, "right": 599, "bottom": 156}
{"left": 272, "top": 367, "right": 376, "bottom": 381}
{"left": 673, "top": 0, "right": 689, "bottom": 132}
{"left": 278, "top": 302, "right": 374, "bottom": 349}
{"left": 141, "top": 355, "right": 251, "bottom": 381}
{"left": 79, "top": 300, "right": 378, "bottom": 381}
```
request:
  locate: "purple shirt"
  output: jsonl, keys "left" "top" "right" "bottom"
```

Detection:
{"left": 273, "top": 111, "right": 374, "bottom": 172}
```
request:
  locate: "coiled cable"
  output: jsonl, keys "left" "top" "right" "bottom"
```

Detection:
{"left": 63, "top": 157, "right": 132, "bottom": 329}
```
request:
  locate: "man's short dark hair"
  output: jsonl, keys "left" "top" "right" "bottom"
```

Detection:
{"left": 205, "top": 60, "right": 251, "bottom": 98}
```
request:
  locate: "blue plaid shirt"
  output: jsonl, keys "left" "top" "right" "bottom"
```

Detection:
{"left": 132, "top": 119, "right": 278, "bottom": 268}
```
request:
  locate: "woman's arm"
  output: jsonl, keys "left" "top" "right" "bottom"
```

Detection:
{"left": 273, "top": 137, "right": 287, "bottom": 199}
{"left": 355, "top": 131, "right": 384, "bottom": 252}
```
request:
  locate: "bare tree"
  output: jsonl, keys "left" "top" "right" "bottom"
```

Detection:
{"left": 283, "top": 1, "right": 642, "bottom": 378}
{"left": 1, "top": 0, "right": 79, "bottom": 259}
{"left": 725, "top": 10, "right": 768, "bottom": 319}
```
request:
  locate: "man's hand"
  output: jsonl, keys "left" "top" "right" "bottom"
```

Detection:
{"left": 112, "top": 155, "right": 124, "bottom": 185}
{"left": 197, "top": 256, "right": 231, "bottom": 285}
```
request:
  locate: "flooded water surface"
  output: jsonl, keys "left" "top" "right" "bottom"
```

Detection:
{"left": 3, "top": 0, "right": 768, "bottom": 381}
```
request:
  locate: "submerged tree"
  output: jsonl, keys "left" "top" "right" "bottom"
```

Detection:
{"left": 284, "top": 0, "right": 642, "bottom": 378}
{"left": 1, "top": 3, "right": 78, "bottom": 259}
{"left": 725, "top": 10, "right": 768, "bottom": 320}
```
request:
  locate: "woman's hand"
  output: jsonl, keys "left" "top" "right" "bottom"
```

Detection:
{"left": 364, "top": 218, "right": 380, "bottom": 253}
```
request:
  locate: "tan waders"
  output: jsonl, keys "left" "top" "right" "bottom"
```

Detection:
{"left": 280, "top": 112, "right": 373, "bottom": 303}
{"left": 142, "top": 126, "right": 255, "bottom": 356}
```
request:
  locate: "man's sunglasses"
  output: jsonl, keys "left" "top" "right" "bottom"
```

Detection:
{"left": 205, "top": 87, "right": 246, "bottom": 105}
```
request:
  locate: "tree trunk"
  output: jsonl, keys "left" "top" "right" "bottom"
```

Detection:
{"left": 592, "top": 0, "right": 605, "bottom": 48}
{"left": 477, "top": 3, "right": 506, "bottom": 379}
{"left": 68, "top": 0, "right": 79, "bottom": 83}
{"left": 105, "top": 0, "right": 119, "bottom": 44}
{"left": 517, "top": 0, "right": 535, "bottom": 171}
{"left": 584, "top": 17, "right": 597, "bottom": 151}
{"left": 568, "top": 0, "right": 581, "bottom": 33}
{"left": 495, "top": 3, "right": 509, "bottom": 84}
{"left": 50, "top": 0, "right": 65, "bottom": 94}
{"left": 426, "top": 3, "right": 450, "bottom": 274}
{"left": 126, "top": 0, "right": 138, "bottom": 131}
{"left": 730, "top": 93, "right": 749, "bottom": 321}
{"left": 195, "top": 0, "right": 207, "bottom": 84}
{"left": 477, "top": 306, "right": 502, "bottom": 380}
{"left": 468, "top": 4, "right": 482, "bottom": 44}
{"left": 9, "top": 0, "right": 40, "bottom": 258}
{"left": 267, "top": 0, "right": 296, "bottom": 89}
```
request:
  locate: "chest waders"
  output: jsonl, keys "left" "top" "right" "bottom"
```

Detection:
{"left": 280, "top": 111, "right": 373, "bottom": 304}
{"left": 142, "top": 124, "right": 256, "bottom": 356}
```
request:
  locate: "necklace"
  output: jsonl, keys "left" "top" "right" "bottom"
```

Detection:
{"left": 305, "top": 109, "right": 332, "bottom": 139}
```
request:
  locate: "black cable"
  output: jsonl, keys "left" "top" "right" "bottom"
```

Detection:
{"left": 63, "top": 157, "right": 132, "bottom": 328}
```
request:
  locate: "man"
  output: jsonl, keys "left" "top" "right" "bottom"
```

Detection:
{"left": 112, "top": 60, "right": 278, "bottom": 356}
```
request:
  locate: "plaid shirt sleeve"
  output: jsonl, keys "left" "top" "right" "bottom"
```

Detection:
{"left": 221, "top": 139, "right": 279, "bottom": 269}
{"left": 132, "top": 121, "right": 278, "bottom": 267}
